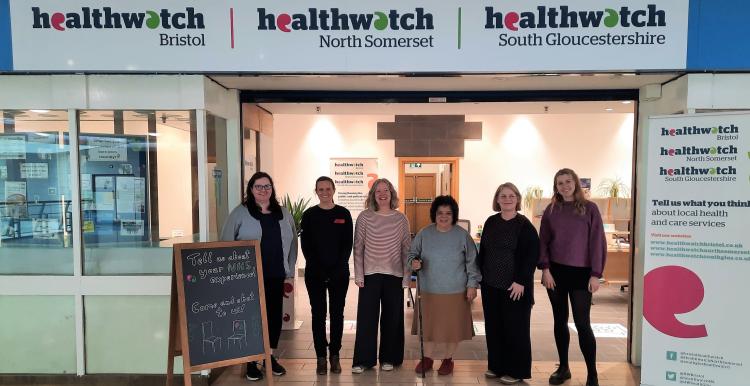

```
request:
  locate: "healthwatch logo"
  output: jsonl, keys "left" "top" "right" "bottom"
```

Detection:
{"left": 484, "top": 5, "right": 665, "bottom": 31}
{"left": 31, "top": 7, "right": 205, "bottom": 31}
{"left": 257, "top": 8, "right": 434, "bottom": 32}
{"left": 660, "top": 124, "right": 739, "bottom": 141}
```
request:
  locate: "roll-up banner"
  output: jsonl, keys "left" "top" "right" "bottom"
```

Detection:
{"left": 642, "top": 112, "right": 750, "bottom": 386}
{"left": 7, "top": 0, "right": 688, "bottom": 72}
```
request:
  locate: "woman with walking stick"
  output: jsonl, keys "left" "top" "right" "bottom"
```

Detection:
{"left": 408, "top": 195, "right": 481, "bottom": 376}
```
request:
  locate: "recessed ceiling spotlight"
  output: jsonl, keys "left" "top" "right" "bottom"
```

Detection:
{"left": 621, "top": 101, "right": 632, "bottom": 104}
{"left": 605, "top": 108, "right": 614, "bottom": 112}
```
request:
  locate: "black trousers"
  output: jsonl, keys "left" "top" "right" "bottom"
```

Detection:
{"left": 263, "top": 277, "right": 285, "bottom": 350}
{"left": 304, "top": 273, "right": 349, "bottom": 357}
{"left": 352, "top": 274, "right": 404, "bottom": 368}
{"left": 481, "top": 284, "right": 532, "bottom": 379}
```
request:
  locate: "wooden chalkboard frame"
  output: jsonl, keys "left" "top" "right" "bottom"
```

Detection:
{"left": 166, "top": 240, "right": 273, "bottom": 386}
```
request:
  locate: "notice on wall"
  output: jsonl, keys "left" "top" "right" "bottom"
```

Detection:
{"left": 0, "top": 165, "right": 7, "bottom": 179}
{"left": 4, "top": 181, "right": 26, "bottom": 201}
{"left": 87, "top": 137, "right": 127, "bottom": 162}
{"left": 0, "top": 135, "right": 26, "bottom": 159}
{"left": 20, "top": 163, "right": 48, "bottom": 179}
{"left": 330, "top": 158, "right": 378, "bottom": 218}
{"left": 120, "top": 219, "right": 144, "bottom": 236}
{"left": 116, "top": 176, "right": 146, "bottom": 215}
{"left": 642, "top": 113, "right": 750, "bottom": 386}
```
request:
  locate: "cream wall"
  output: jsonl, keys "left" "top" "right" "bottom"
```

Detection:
{"left": 270, "top": 112, "right": 634, "bottom": 234}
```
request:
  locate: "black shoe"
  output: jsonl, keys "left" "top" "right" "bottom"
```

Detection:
{"left": 586, "top": 374, "right": 599, "bottom": 386}
{"left": 330, "top": 355, "right": 342, "bottom": 374}
{"left": 245, "top": 362, "right": 263, "bottom": 381}
{"left": 270, "top": 355, "right": 286, "bottom": 376}
{"left": 316, "top": 357, "right": 328, "bottom": 375}
{"left": 549, "top": 365, "right": 571, "bottom": 385}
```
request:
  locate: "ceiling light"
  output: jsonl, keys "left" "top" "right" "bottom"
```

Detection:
{"left": 621, "top": 101, "right": 632, "bottom": 104}
{"left": 605, "top": 108, "right": 614, "bottom": 112}
{"left": 30, "top": 109, "right": 50, "bottom": 113}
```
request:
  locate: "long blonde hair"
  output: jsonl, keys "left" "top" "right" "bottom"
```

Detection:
{"left": 551, "top": 168, "right": 587, "bottom": 215}
{"left": 365, "top": 178, "right": 400, "bottom": 211}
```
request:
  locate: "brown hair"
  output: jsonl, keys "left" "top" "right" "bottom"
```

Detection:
{"left": 492, "top": 182, "right": 522, "bottom": 212}
{"left": 551, "top": 168, "right": 587, "bottom": 215}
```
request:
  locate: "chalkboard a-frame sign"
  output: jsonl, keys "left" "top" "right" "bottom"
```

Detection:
{"left": 166, "top": 240, "right": 273, "bottom": 386}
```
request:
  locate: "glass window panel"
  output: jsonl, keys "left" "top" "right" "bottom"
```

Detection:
{"left": 84, "top": 295, "right": 184, "bottom": 373}
{"left": 79, "top": 110, "right": 197, "bottom": 275}
{"left": 0, "top": 109, "right": 73, "bottom": 275}
{"left": 0, "top": 295, "right": 76, "bottom": 373}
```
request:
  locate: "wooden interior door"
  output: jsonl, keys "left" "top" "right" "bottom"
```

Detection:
{"left": 404, "top": 174, "right": 435, "bottom": 236}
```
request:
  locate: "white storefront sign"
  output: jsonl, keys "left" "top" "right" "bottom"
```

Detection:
{"left": 642, "top": 113, "right": 750, "bottom": 386}
{"left": 9, "top": 0, "right": 688, "bottom": 72}
{"left": 330, "top": 158, "right": 379, "bottom": 219}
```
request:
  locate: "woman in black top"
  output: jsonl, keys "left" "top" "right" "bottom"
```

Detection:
{"left": 300, "top": 176, "right": 354, "bottom": 375}
{"left": 478, "top": 182, "right": 540, "bottom": 385}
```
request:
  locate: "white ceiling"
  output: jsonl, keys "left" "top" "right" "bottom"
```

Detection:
{"left": 259, "top": 101, "right": 636, "bottom": 115}
{"left": 211, "top": 72, "right": 678, "bottom": 92}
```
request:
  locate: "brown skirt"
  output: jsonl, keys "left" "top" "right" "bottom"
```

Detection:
{"left": 411, "top": 291, "right": 474, "bottom": 343}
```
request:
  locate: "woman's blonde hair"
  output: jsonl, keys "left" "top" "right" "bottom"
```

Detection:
{"left": 365, "top": 178, "right": 400, "bottom": 211}
{"left": 492, "top": 182, "right": 522, "bottom": 212}
{"left": 551, "top": 168, "right": 587, "bottom": 215}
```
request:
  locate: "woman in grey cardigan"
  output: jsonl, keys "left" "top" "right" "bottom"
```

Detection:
{"left": 408, "top": 195, "right": 481, "bottom": 376}
{"left": 220, "top": 171, "right": 297, "bottom": 382}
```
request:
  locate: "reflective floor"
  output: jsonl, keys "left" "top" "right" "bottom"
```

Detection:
{"left": 213, "top": 278, "right": 639, "bottom": 386}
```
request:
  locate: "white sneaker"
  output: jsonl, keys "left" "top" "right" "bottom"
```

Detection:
{"left": 499, "top": 375, "right": 521, "bottom": 384}
{"left": 351, "top": 365, "right": 366, "bottom": 374}
{"left": 484, "top": 369, "right": 498, "bottom": 378}
{"left": 381, "top": 363, "right": 394, "bottom": 371}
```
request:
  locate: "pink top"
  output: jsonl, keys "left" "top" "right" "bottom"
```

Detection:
{"left": 353, "top": 209, "right": 412, "bottom": 287}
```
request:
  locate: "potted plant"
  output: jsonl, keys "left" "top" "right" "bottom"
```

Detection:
{"left": 523, "top": 185, "right": 544, "bottom": 216}
{"left": 282, "top": 194, "right": 311, "bottom": 235}
{"left": 596, "top": 177, "right": 630, "bottom": 222}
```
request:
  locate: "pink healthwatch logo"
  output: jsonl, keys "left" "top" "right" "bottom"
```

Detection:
{"left": 644, "top": 265, "right": 708, "bottom": 338}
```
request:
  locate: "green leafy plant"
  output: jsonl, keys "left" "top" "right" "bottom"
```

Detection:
{"left": 596, "top": 177, "right": 630, "bottom": 199}
{"left": 282, "top": 194, "right": 311, "bottom": 235}
{"left": 523, "top": 185, "right": 544, "bottom": 214}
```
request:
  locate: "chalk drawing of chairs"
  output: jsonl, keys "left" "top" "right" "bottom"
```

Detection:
{"left": 227, "top": 320, "right": 247, "bottom": 349}
{"left": 201, "top": 321, "right": 222, "bottom": 354}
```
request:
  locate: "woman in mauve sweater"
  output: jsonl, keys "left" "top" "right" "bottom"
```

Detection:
{"left": 538, "top": 168, "right": 607, "bottom": 386}
{"left": 351, "top": 178, "right": 411, "bottom": 374}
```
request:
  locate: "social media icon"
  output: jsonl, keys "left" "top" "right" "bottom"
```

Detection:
{"left": 666, "top": 371, "right": 677, "bottom": 381}
{"left": 667, "top": 351, "right": 677, "bottom": 361}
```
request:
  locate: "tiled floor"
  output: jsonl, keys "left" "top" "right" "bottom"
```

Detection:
{"left": 212, "top": 278, "right": 639, "bottom": 386}
{"left": 274, "top": 279, "right": 630, "bottom": 362}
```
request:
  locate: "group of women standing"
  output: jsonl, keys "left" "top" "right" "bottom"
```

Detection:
{"left": 221, "top": 168, "right": 606, "bottom": 386}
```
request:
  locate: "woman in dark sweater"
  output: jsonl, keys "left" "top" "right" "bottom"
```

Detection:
{"left": 538, "top": 168, "right": 607, "bottom": 386}
{"left": 300, "top": 176, "right": 353, "bottom": 375}
{"left": 478, "top": 182, "right": 539, "bottom": 385}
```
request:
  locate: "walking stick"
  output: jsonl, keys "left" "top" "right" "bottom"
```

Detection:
{"left": 413, "top": 259, "right": 426, "bottom": 380}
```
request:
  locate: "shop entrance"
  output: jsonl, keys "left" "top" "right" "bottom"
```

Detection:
{"left": 233, "top": 80, "right": 653, "bottom": 366}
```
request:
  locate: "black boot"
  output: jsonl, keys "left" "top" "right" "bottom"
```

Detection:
{"left": 586, "top": 373, "right": 599, "bottom": 386}
{"left": 548, "top": 365, "right": 571, "bottom": 385}
{"left": 330, "top": 355, "right": 342, "bottom": 374}
{"left": 316, "top": 357, "right": 327, "bottom": 375}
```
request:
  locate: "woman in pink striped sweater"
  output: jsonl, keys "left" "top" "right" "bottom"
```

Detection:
{"left": 351, "top": 178, "right": 411, "bottom": 374}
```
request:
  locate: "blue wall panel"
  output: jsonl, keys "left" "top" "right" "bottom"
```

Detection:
{"left": 688, "top": 0, "right": 750, "bottom": 71}
{"left": 0, "top": 0, "right": 12, "bottom": 71}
